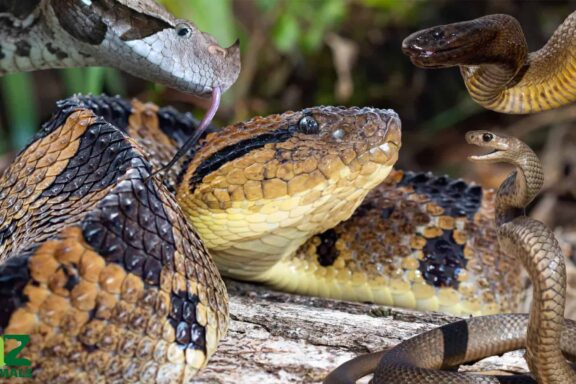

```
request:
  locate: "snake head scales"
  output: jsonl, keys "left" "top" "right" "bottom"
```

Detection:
{"left": 176, "top": 107, "right": 401, "bottom": 280}
{"left": 48, "top": 0, "right": 241, "bottom": 96}
{"left": 466, "top": 130, "right": 530, "bottom": 164}
{"left": 466, "top": 129, "right": 544, "bottom": 210}
{"left": 401, "top": 14, "right": 527, "bottom": 70}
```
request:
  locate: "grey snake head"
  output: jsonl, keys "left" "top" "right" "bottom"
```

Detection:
{"left": 50, "top": 0, "right": 241, "bottom": 96}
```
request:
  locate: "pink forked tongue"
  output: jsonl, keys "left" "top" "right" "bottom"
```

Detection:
{"left": 157, "top": 86, "right": 222, "bottom": 175}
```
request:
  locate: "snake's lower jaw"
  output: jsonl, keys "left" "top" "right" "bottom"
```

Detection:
{"left": 468, "top": 150, "right": 500, "bottom": 162}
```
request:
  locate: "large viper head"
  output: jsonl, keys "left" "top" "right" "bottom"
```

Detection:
{"left": 401, "top": 14, "right": 527, "bottom": 70}
{"left": 51, "top": 0, "right": 240, "bottom": 96}
{"left": 176, "top": 107, "right": 401, "bottom": 279}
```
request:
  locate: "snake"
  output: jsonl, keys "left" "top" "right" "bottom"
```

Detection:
{"left": 0, "top": 0, "right": 243, "bottom": 164}
{"left": 401, "top": 11, "right": 576, "bottom": 114}
{"left": 0, "top": 2, "right": 567, "bottom": 382}
{"left": 0, "top": 0, "right": 240, "bottom": 97}
{"left": 324, "top": 131, "right": 576, "bottom": 383}
{"left": 0, "top": 93, "right": 528, "bottom": 381}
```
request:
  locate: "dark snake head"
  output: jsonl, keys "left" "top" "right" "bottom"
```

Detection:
{"left": 401, "top": 14, "right": 527, "bottom": 69}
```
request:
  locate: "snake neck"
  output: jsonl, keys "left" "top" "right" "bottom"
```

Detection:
{"left": 495, "top": 147, "right": 543, "bottom": 225}
{"left": 0, "top": 1, "right": 98, "bottom": 75}
{"left": 460, "top": 64, "right": 522, "bottom": 109}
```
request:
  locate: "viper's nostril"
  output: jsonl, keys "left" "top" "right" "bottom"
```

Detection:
{"left": 208, "top": 45, "right": 227, "bottom": 57}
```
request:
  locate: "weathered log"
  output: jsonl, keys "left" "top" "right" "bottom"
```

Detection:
{"left": 195, "top": 279, "right": 528, "bottom": 383}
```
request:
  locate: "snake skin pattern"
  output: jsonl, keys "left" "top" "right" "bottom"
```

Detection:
{"left": 0, "top": 0, "right": 240, "bottom": 96}
{"left": 402, "top": 11, "right": 576, "bottom": 114}
{"left": 0, "top": 97, "right": 228, "bottom": 382}
{"left": 325, "top": 132, "right": 576, "bottom": 383}
{"left": 0, "top": 96, "right": 527, "bottom": 382}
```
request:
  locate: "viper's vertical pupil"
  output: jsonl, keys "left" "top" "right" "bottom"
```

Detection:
{"left": 176, "top": 23, "right": 191, "bottom": 37}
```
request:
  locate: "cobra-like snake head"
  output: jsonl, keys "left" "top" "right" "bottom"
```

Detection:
{"left": 51, "top": 0, "right": 241, "bottom": 97}
{"left": 177, "top": 107, "right": 401, "bottom": 279}
{"left": 465, "top": 130, "right": 526, "bottom": 163}
{"left": 402, "top": 14, "right": 526, "bottom": 69}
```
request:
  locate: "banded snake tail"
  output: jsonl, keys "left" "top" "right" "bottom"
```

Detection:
{"left": 0, "top": 95, "right": 527, "bottom": 381}
{"left": 324, "top": 131, "right": 576, "bottom": 383}
{"left": 402, "top": 11, "right": 576, "bottom": 114}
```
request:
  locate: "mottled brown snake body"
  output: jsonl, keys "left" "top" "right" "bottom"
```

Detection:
{"left": 325, "top": 132, "right": 576, "bottom": 383}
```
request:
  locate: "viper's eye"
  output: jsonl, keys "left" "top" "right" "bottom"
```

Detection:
{"left": 482, "top": 133, "right": 494, "bottom": 142}
{"left": 176, "top": 23, "right": 192, "bottom": 38}
{"left": 297, "top": 116, "right": 319, "bottom": 134}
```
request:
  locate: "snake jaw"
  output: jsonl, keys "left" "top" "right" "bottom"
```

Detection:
{"left": 468, "top": 150, "right": 501, "bottom": 162}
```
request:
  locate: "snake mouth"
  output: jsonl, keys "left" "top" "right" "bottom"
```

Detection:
{"left": 468, "top": 148, "right": 501, "bottom": 162}
{"left": 368, "top": 140, "right": 400, "bottom": 166}
{"left": 468, "top": 148, "right": 503, "bottom": 162}
{"left": 403, "top": 42, "right": 475, "bottom": 68}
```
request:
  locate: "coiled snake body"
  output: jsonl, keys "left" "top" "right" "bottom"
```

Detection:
{"left": 402, "top": 11, "right": 576, "bottom": 114}
{"left": 0, "top": 94, "right": 525, "bottom": 381}
{"left": 1, "top": 4, "right": 575, "bottom": 383}
{"left": 325, "top": 132, "right": 576, "bottom": 383}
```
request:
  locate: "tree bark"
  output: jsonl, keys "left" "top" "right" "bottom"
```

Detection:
{"left": 195, "top": 280, "right": 529, "bottom": 383}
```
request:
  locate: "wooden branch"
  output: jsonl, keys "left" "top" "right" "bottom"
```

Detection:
{"left": 195, "top": 280, "right": 529, "bottom": 383}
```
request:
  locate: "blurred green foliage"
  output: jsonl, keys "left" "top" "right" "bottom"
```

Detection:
{"left": 270, "top": 0, "right": 345, "bottom": 53}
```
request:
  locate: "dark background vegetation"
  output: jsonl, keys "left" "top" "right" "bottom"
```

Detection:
{"left": 0, "top": 0, "right": 575, "bottom": 255}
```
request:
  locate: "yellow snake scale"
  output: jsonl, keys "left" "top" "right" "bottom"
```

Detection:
{"left": 0, "top": 95, "right": 521, "bottom": 381}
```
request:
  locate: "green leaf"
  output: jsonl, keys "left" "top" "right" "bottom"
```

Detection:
{"left": 272, "top": 15, "right": 300, "bottom": 53}
{"left": 0, "top": 73, "right": 38, "bottom": 149}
